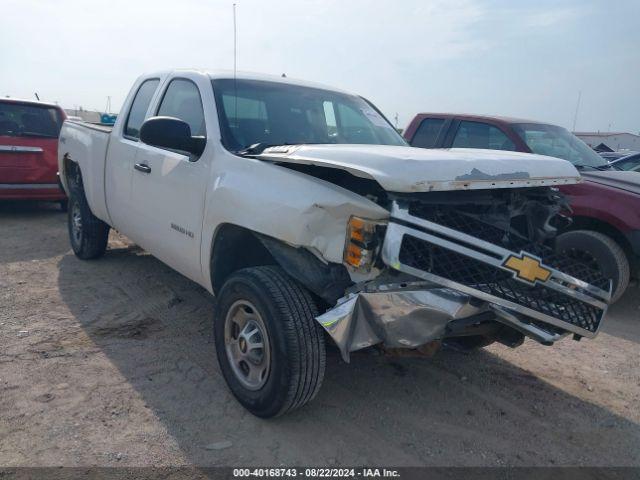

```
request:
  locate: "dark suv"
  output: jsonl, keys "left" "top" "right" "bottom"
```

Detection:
{"left": 404, "top": 113, "right": 640, "bottom": 302}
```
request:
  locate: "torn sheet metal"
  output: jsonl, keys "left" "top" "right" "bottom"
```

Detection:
{"left": 316, "top": 286, "right": 485, "bottom": 362}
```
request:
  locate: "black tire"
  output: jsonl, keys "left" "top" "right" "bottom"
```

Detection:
{"left": 214, "top": 266, "right": 326, "bottom": 418}
{"left": 67, "top": 185, "right": 110, "bottom": 260}
{"left": 556, "top": 230, "right": 630, "bottom": 303}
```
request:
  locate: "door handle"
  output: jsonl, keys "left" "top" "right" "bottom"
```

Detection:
{"left": 134, "top": 163, "right": 151, "bottom": 174}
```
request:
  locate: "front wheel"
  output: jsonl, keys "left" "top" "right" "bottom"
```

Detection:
{"left": 556, "top": 230, "right": 630, "bottom": 303}
{"left": 67, "top": 189, "right": 110, "bottom": 260}
{"left": 214, "top": 266, "right": 326, "bottom": 418}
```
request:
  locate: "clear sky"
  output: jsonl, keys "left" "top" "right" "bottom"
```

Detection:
{"left": 2, "top": 0, "right": 638, "bottom": 133}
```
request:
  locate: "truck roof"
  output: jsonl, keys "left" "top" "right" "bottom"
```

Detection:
{"left": 0, "top": 97, "right": 63, "bottom": 109}
{"left": 413, "top": 112, "right": 546, "bottom": 126}
{"left": 144, "top": 69, "right": 352, "bottom": 95}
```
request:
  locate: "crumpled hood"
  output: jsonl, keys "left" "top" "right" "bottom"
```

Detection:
{"left": 582, "top": 170, "right": 640, "bottom": 195}
{"left": 256, "top": 144, "right": 581, "bottom": 192}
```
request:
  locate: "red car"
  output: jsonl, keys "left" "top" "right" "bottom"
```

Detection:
{"left": 405, "top": 113, "right": 640, "bottom": 302}
{"left": 0, "top": 98, "right": 67, "bottom": 208}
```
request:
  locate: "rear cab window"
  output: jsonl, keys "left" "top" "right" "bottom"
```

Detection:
{"left": 452, "top": 120, "right": 515, "bottom": 151}
{"left": 410, "top": 118, "right": 446, "bottom": 148}
{"left": 124, "top": 79, "right": 160, "bottom": 139}
{"left": 0, "top": 102, "right": 63, "bottom": 138}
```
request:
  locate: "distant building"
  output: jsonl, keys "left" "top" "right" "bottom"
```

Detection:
{"left": 574, "top": 131, "right": 640, "bottom": 152}
{"left": 63, "top": 108, "right": 117, "bottom": 125}
{"left": 64, "top": 108, "right": 101, "bottom": 123}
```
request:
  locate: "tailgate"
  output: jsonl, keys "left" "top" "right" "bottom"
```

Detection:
{"left": 0, "top": 137, "right": 59, "bottom": 184}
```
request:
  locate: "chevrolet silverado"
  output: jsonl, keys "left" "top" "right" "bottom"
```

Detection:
{"left": 58, "top": 70, "right": 611, "bottom": 417}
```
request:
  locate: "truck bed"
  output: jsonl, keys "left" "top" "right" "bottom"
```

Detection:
{"left": 58, "top": 120, "right": 112, "bottom": 223}
{"left": 67, "top": 120, "right": 113, "bottom": 134}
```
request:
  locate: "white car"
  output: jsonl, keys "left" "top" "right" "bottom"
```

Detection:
{"left": 58, "top": 69, "right": 611, "bottom": 417}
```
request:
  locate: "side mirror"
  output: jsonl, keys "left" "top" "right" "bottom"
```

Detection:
{"left": 139, "top": 116, "right": 205, "bottom": 157}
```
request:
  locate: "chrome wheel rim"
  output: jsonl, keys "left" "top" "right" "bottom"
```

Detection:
{"left": 71, "top": 202, "right": 83, "bottom": 244}
{"left": 224, "top": 300, "right": 271, "bottom": 390}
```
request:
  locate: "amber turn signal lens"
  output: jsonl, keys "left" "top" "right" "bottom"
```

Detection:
{"left": 345, "top": 243, "right": 364, "bottom": 267}
{"left": 344, "top": 216, "right": 385, "bottom": 271}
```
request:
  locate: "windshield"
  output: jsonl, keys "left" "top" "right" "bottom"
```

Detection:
{"left": 0, "top": 102, "right": 63, "bottom": 138}
{"left": 212, "top": 79, "right": 406, "bottom": 152}
{"left": 512, "top": 123, "right": 607, "bottom": 168}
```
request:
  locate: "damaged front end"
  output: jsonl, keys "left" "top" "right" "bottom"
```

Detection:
{"left": 317, "top": 187, "right": 612, "bottom": 361}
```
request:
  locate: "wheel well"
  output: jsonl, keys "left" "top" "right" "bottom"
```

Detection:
{"left": 209, "top": 224, "right": 276, "bottom": 295}
{"left": 566, "top": 216, "right": 633, "bottom": 260}
{"left": 63, "top": 155, "right": 82, "bottom": 190}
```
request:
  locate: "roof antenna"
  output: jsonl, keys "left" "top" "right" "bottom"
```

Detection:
{"left": 233, "top": 3, "right": 238, "bottom": 78}
{"left": 233, "top": 3, "right": 238, "bottom": 125}
{"left": 571, "top": 90, "right": 581, "bottom": 132}
{"left": 34, "top": 92, "right": 40, "bottom": 101}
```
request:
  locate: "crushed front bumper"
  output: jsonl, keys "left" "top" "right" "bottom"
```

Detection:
{"left": 316, "top": 201, "right": 612, "bottom": 361}
{"left": 317, "top": 282, "right": 483, "bottom": 361}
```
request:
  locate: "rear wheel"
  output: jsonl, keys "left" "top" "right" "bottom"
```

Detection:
{"left": 556, "top": 230, "right": 630, "bottom": 303}
{"left": 214, "top": 266, "right": 326, "bottom": 418}
{"left": 67, "top": 186, "right": 109, "bottom": 260}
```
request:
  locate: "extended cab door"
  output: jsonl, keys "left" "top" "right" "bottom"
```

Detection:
{"left": 129, "top": 77, "right": 211, "bottom": 282}
{"left": 105, "top": 77, "right": 161, "bottom": 233}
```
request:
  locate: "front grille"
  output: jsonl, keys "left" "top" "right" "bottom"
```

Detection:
{"left": 399, "top": 235, "right": 602, "bottom": 332}
{"left": 408, "top": 205, "right": 609, "bottom": 290}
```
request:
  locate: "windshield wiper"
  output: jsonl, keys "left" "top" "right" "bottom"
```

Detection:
{"left": 236, "top": 143, "right": 282, "bottom": 155}
{"left": 235, "top": 142, "right": 313, "bottom": 155}
{"left": 596, "top": 163, "right": 621, "bottom": 171}
{"left": 574, "top": 163, "right": 620, "bottom": 172}
{"left": 587, "top": 164, "right": 617, "bottom": 171}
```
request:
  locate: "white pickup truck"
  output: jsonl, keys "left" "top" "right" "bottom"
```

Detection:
{"left": 58, "top": 69, "right": 611, "bottom": 417}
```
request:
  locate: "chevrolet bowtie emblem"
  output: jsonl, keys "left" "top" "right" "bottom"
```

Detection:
{"left": 503, "top": 253, "right": 552, "bottom": 284}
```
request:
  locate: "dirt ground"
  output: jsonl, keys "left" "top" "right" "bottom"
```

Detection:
{"left": 1, "top": 201, "right": 639, "bottom": 467}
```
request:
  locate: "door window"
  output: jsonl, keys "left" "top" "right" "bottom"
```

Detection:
{"left": 411, "top": 118, "right": 445, "bottom": 148}
{"left": 452, "top": 121, "right": 515, "bottom": 151}
{"left": 157, "top": 79, "right": 206, "bottom": 136}
{"left": 124, "top": 79, "right": 160, "bottom": 139}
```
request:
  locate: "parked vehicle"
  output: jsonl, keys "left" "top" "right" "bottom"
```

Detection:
{"left": 404, "top": 113, "right": 640, "bottom": 301}
{"left": 610, "top": 152, "right": 640, "bottom": 172}
{"left": 599, "top": 151, "right": 637, "bottom": 162}
{"left": 0, "top": 98, "right": 67, "bottom": 208}
{"left": 58, "top": 71, "right": 611, "bottom": 417}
